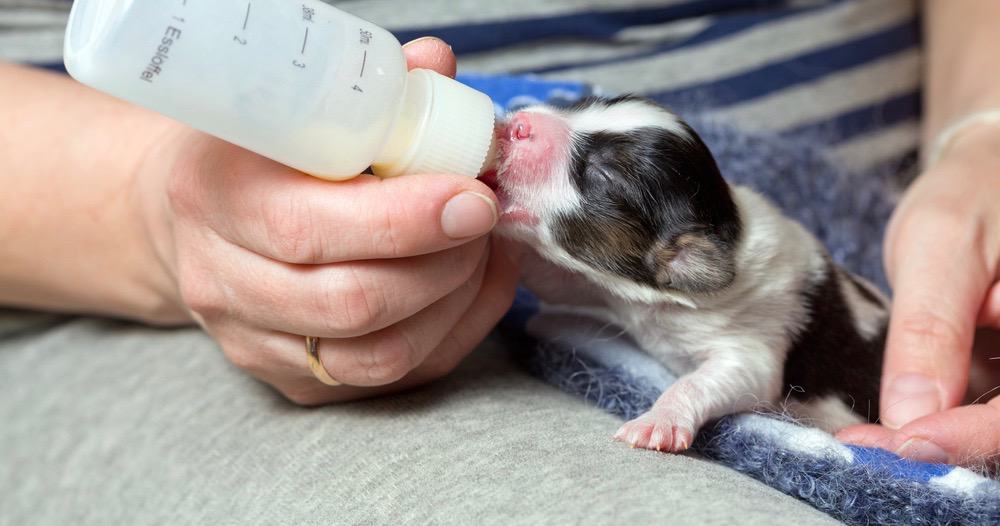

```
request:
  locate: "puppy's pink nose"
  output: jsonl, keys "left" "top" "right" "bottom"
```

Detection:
{"left": 510, "top": 114, "right": 532, "bottom": 141}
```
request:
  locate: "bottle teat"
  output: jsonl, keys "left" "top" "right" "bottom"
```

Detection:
{"left": 372, "top": 69, "right": 496, "bottom": 178}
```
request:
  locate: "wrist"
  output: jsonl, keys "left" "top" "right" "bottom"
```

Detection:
{"left": 925, "top": 110, "right": 1000, "bottom": 170}
{"left": 128, "top": 121, "right": 197, "bottom": 325}
{"left": 925, "top": 116, "right": 1000, "bottom": 175}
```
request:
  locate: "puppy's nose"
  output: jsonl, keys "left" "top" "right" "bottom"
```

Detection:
{"left": 509, "top": 113, "right": 532, "bottom": 141}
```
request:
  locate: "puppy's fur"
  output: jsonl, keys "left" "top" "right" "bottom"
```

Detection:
{"left": 485, "top": 96, "right": 887, "bottom": 451}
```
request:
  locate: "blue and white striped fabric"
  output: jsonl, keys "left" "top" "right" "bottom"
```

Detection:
{"left": 386, "top": 0, "right": 923, "bottom": 179}
{"left": 506, "top": 288, "right": 1000, "bottom": 526}
{"left": 6, "top": 0, "right": 921, "bottom": 180}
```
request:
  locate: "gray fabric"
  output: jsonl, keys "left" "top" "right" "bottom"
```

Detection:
{"left": 0, "top": 310, "right": 839, "bottom": 525}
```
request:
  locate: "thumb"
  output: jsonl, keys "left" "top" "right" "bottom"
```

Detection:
{"left": 881, "top": 205, "right": 991, "bottom": 429}
{"left": 890, "top": 398, "right": 1000, "bottom": 467}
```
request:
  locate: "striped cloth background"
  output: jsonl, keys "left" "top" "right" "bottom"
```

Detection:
{"left": 2, "top": 0, "right": 921, "bottom": 179}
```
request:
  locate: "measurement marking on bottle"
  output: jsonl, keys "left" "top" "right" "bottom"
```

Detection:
{"left": 360, "top": 50, "right": 367, "bottom": 77}
{"left": 301, "top": 27, "right": 309, "bottom": 54}
{"left": 242, "top": 2, "right": 251, "bottom": 30}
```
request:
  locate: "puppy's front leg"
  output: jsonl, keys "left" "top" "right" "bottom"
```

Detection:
{"left": 615, "top": 345, "right": 784, "bottom": 452}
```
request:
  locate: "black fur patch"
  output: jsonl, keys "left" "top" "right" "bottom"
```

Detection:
{"left": 784, "top": 262, "right": 885, "bottom": 421}
{"left": 551, "top": 104, "right": 742, "bottom": 292}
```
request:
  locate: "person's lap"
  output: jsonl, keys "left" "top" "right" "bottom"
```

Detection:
{"left": 0, "top": 311, "right": 838, "bottom": 525}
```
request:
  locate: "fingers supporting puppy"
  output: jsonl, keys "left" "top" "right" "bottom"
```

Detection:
{"left": 181, "top": 232, "right": 488, "bottom": 342}
{"left": 412, "top": 236, "right": 522, "bottom": 378}
{"left": 314, "top": 235, "right": 519, "bottom": 400}
{"left": 315, "top": 244, "right": 489, "bottom": 387}
{"left": 228, "top": 236, "right": 519, "bottom": 405}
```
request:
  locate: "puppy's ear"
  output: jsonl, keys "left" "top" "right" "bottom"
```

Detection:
{"left": 648, "top": 232, "right": 736, "bottom": 293}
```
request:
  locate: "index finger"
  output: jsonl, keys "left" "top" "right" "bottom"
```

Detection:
{"left": 190, "top": 148, "right": 499, "bottom": 263}
{"left": 881, "top": 206, "right": 990, "bottom": 428}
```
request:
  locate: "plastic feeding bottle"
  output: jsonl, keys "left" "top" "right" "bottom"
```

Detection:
{"left": 63, "top": 0, "right": 496, "bottom": 180}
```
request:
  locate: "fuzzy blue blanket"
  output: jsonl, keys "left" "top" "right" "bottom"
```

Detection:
{"left": 459, "top": 73, "right": 1000, "bottom": 525}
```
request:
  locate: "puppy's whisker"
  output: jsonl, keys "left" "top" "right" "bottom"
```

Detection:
{"left": 970, "top": 384, "right": 1000, "bottom": 405}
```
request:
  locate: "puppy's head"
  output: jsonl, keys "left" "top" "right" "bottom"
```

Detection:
{"left": 483, "top": 96, "right": 742, "bottom": 301}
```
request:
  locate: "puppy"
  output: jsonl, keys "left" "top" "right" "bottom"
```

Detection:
{"left": 482, "top": 96, "right": 888, "bottom": 452}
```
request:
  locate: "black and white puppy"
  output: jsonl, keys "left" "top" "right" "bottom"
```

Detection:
{"left": 481, "top": 95, "right": 888, "bottom": 452}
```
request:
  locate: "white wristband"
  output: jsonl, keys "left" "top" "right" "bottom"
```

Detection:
{"left": 926, "top": 108, "right": 1000, "bottom": 167}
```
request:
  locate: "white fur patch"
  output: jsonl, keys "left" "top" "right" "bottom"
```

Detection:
{"left": 564, "top": 98, "right": 690, "bottom": 138}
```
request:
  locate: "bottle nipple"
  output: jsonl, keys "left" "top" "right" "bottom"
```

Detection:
{"left": 372, "top": 69, "right": 496, "bottom": 178}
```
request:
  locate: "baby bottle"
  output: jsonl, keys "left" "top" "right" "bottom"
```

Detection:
{"left": 63, "top": 0, "right": 496, "bottom": 180}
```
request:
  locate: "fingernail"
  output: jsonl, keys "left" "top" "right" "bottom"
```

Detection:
{"left": 402, "top": 36, "right": 441, "bottom": 48}
{"left": 441, "top": 192, "right": 497, "bottom": 239}
{"left": 883, "top": 373, "right": 943, "bottom": 429}
{"left": 895, "top": 438, "right": 950, "bottom": 464}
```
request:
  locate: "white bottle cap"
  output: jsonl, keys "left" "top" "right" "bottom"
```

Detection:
{"left": 372, "top": 69, "right": 495, "bottom": 178}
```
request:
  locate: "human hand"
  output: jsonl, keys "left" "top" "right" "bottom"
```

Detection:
{"left": 134, "top": 37, "right": 520, "bottom": 404}
{"left": 838, "top": 125, "right": 1000, "bottom": 468}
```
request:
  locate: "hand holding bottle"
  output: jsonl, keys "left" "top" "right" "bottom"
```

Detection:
{"left": 133, "top": 38, "right": 520, "bottom": 403}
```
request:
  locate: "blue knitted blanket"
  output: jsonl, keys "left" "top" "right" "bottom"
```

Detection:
{"left": 460, "top": 73, "right": 1000, "bottom": 525}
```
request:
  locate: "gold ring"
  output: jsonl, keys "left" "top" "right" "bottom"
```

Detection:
{"left": 305, "top": 336, "right": 342, "bottom": 386}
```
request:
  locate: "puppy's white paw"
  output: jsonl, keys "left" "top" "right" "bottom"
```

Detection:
{"left": 614, "top": 411, "right": 695, "bottom": 453}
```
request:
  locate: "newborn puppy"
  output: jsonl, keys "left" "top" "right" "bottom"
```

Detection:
{"left": 482, "top": 96, "right": 888, "bottom": 452}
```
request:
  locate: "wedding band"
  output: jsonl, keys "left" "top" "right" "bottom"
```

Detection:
{"left": 305, "top": 336, "right": 342, "bottom": 386}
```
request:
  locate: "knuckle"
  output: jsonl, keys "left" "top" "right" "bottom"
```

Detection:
{"left": 264, "top": 195, "right": 322, "bottom": 263}
{"left": 165, "top": 168, "right": 201, "bottom": 218}
{"left": 319, "top": 267, "right": 386, "bottom": 334}
{"left": 448, "top": 238, "right": 488, "bottom": 282}
{"left": 424, "top": 346, "right": 463, "bottom": 380}
{"left": 895, "top": 310, "right": 967, "bottom": 355}
{"left": 895, "top": 203, "right": 970, "bottom": 246}
{"left": 369, "top": 206, "right": 408, "bottom": 258}
{"left": 362, "top": 329, "right": 420, "bottom": 384}
{"left": 176, "top": 262, "right": 227, "bottom": 319}
{"left": 223, "top": 346, "right": 270, "bottom": 374}
{"left": 279, "top": 386, "right": 326, "bottom": 407}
